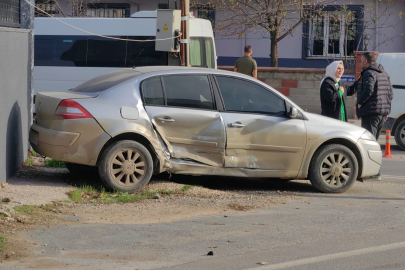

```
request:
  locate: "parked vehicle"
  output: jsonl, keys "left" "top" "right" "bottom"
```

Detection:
{"left": 378, "top": 53, "right": 405, "bottom": 149}
{"left": 34, "top": 10, "right": 216, "bottom": 96}
{"left": 29, "top": 67, "right": 381, "bottom": 193}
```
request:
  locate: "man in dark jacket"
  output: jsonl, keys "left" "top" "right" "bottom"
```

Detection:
{"left": 357, "top": 52, "right": 393, "bottom": 140}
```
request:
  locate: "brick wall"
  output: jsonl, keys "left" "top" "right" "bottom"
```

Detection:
{"left": 219, "top": 66, "right": 356, "bottom": 119}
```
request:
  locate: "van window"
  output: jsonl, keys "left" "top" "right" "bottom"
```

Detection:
{"left": 34, "top": 35, "right": 87, "bottom": 67}
{"left": 126, "top": 36, "right": 168, "bottom": 67}
{"left": 190, "top": 37, "right": 215, "bottom": 69}
{"left": 34, "top": 35, "right": 168, "bottom": 68}
{"left": 87, "top": 37, "right": 127, "bottom": 67}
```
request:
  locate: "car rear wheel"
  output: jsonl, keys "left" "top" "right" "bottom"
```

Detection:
{"left": 98, "top": 140, "right": 153, "bottom": 193}
{"left": 308, "top": 144, "right": 358, "bottom": 193}
{"left": 394, "top": 120, "right": 405, "bottom": 150}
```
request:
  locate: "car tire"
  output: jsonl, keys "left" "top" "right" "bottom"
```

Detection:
{"left": 308, "top": 144, "right": 358, "bottom": 193}
{"left": 394, "top": 120, "right": 405, "bottom": 150}
{"left": 65, "top": 163, "right": 99, "bottom": 177}
{"left": 98, "top": 140, "right": 153, "bottom": 193}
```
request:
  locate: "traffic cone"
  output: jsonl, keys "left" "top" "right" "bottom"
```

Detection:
{"left": 383, "top": 130, "right": 393, "bottom": 158}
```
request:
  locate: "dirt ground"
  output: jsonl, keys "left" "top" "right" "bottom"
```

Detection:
{"left": 0, "top": 163, "right": 303, "bottom": 264}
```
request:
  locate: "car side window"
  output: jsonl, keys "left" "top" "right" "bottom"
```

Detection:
{"left": 162, "top": 75, "right": 214, "bottom": 110}
{"left": 142, "top": 77, "right": 165, "bottom": 106}
{"left": 215, "top": 76, "right": 286, "bottom": 116}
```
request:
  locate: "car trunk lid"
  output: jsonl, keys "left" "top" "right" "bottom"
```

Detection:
{"left": 35, "top": 92, "right": 98, "bottom": 129}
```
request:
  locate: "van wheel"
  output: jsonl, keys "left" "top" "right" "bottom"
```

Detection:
{"left": 394, "top": 120, "right": 405, "bottom": 150}
{"left": 308, "top": 144, "right": 358, "bottom": 193}
{"left": 98, "top": 140, "right": 153, "bottom": 193}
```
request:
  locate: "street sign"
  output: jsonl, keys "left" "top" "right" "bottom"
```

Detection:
{"left": 340, "top": 75, "right": 355, "bottom": 83}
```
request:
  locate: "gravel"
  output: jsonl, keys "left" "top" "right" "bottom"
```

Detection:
{"left": 0, "top": 167, "right": 73, "bottom": 207}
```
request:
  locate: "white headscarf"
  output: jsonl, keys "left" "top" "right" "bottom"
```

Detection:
{"left": 320, "top": 60, "right": 344, "bottom": 85}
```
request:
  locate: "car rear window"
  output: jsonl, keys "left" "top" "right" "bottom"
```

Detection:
{"left": 70, "top": 70, "right": 142, "bottom": 93}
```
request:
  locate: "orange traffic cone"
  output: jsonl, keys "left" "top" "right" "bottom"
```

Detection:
{"left": 383, "top": 130, "right": 393, "bottom": 158}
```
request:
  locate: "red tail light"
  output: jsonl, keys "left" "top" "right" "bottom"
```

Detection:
{"left": 55, "top": 99, "right": 93, "bottom": 119}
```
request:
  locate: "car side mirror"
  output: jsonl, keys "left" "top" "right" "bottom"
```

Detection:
{"left": 289, "top": 107, "right": 298, "bottom": 119}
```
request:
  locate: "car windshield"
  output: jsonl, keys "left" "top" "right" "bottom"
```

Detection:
{"left": 70, "top": 70, "right": 142, "bottom": 93}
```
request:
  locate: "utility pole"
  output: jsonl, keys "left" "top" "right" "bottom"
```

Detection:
{"left": 180, "top": 0, "right": 190, "bottom": 66}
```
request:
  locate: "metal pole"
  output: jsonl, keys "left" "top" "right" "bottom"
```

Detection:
{"left": 185, "top": 0, "right": 190, "bottom": 67}
{"left": 180, "top": 0, "right": 186, "bottom": 66}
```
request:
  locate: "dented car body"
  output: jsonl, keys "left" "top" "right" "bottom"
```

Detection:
{"left": 30, "top": 66, "right": 382, "bottom": 193}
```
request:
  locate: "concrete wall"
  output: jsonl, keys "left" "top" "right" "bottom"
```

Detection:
{"left": 0, "top": 0, "right": 34, "bottom": 184}
{"left": 219, "top": 67, "right": 356, "bottom": 119}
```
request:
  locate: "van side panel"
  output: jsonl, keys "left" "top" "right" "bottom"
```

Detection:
{"left": 377, "top": 53, "right": 405, "bottom": 119}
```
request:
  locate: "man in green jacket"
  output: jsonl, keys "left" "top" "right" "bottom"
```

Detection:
{"left": 234, "top": 45, "right": 258, "bottom": 79}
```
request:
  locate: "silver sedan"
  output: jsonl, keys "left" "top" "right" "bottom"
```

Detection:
{"left": 29, "top": 66, "right": 382, "bottom": 193}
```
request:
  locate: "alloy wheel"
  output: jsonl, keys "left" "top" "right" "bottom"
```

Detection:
{"left": 110, "top": 148, "right": 145, "bottom": 187}
{"left": 319, "top": 152, "right": 352, "bottom": 187}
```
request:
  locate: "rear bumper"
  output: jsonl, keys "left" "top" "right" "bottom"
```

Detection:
{"left": 30, "top": 124, "right": 80, "bottom": 147}
{"left": 29, "top": 120, "right": 111, "bottom": 166}
{"left": 357, "top": 139, "right": 382, "bottom": 178}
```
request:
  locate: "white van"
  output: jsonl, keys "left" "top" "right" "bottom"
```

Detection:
{"left": 378, "top": 53, "right": 405, "bottom": 150}
{"left": 34, "top": 10, "right": 217, "bottom": 95}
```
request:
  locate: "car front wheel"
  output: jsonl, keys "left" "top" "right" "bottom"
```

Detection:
{"left": 98, "top": 140, "right": 153, "bottom": 193}
{"left": 308, "top": 144, "right": 358, "bottom": 193}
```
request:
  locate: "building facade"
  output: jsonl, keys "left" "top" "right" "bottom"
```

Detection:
{"left": 0, "top": 0, "right": 34, "bottom": 183}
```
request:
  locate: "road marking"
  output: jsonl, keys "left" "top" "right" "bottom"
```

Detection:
{"left": 383, "top": 175, "right": 405, "bottom": 180}
{"left": 245, "top": 241, "right": 405, "bottom": 270}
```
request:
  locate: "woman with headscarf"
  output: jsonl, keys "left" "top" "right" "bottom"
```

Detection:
{"left": 320, "top": 61, "right": 358, "bottom": 122}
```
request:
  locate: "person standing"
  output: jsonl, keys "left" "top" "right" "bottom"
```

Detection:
{"left": 357, "top": 52, "right": 393, "bottom": 140}
{"left": 356, "top": 52, "right": 393, "bottom": 180}
{"left": 320, "top": 61, "right": 358, "bottom": 122}
{"left": 234, "top": 45, "right": 258, "bottom": 79}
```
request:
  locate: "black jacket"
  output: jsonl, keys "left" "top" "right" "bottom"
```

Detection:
{"left": 320, "top": 77, "right": 357, "bottom": 122}
{"left": 356, "top": 63, "right": 393, "bottom": 118}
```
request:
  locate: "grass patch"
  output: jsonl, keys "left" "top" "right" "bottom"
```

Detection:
{"left": 67, "top": 185, "right": 193, "bottom": 204}
{"left": 45, "top": 159, "right": 66, "bottom": 168}
{"left": 14, "top": 205, "right": 40, "bottom": 215}
{"left": 0, "top": 235, "right": 7, "bottom": 250}
{"left": 24, "top": 157, "right": 34, "bottom": 166}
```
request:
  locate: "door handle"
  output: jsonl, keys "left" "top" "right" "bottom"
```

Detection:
{"left": 156, "top": 117, "right": 175, "bottom": 122}
{"left": 228, "top": 122, "right": 245, "bottom": 128}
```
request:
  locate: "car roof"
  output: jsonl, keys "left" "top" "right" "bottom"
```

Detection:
{"left": 131, "top": 66, "right": 250, "bottom": 78}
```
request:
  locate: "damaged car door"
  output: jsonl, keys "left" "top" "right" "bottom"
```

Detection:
{"left": 215, "top": 75, "right": 307, "bottom": 174}
{"left": 142, "top": 75, "right": 225, "bottom": 167}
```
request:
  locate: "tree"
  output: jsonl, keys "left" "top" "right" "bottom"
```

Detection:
{"left": 201, "top": 0, "right": 327, "bottom": 67}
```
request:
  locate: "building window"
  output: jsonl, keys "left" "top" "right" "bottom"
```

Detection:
{"left": 35, "top": 0, "right": 59, "bottom": 17}
{"left": 304, "top": 6, "right": 363, "bottom": 58}
{"left": 0, "top": 0, "right": 21, "bottom": 27}
{"left": 86, "top": 3, "right": 130, "bottom": 18}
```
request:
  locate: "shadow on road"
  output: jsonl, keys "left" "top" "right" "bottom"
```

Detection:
{"left": 153, "top": 173, "right": 318, "bottom": 194}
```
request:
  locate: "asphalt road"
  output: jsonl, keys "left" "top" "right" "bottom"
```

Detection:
{"left": 3, "top": 139, "right": 405, "bottom": 270}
